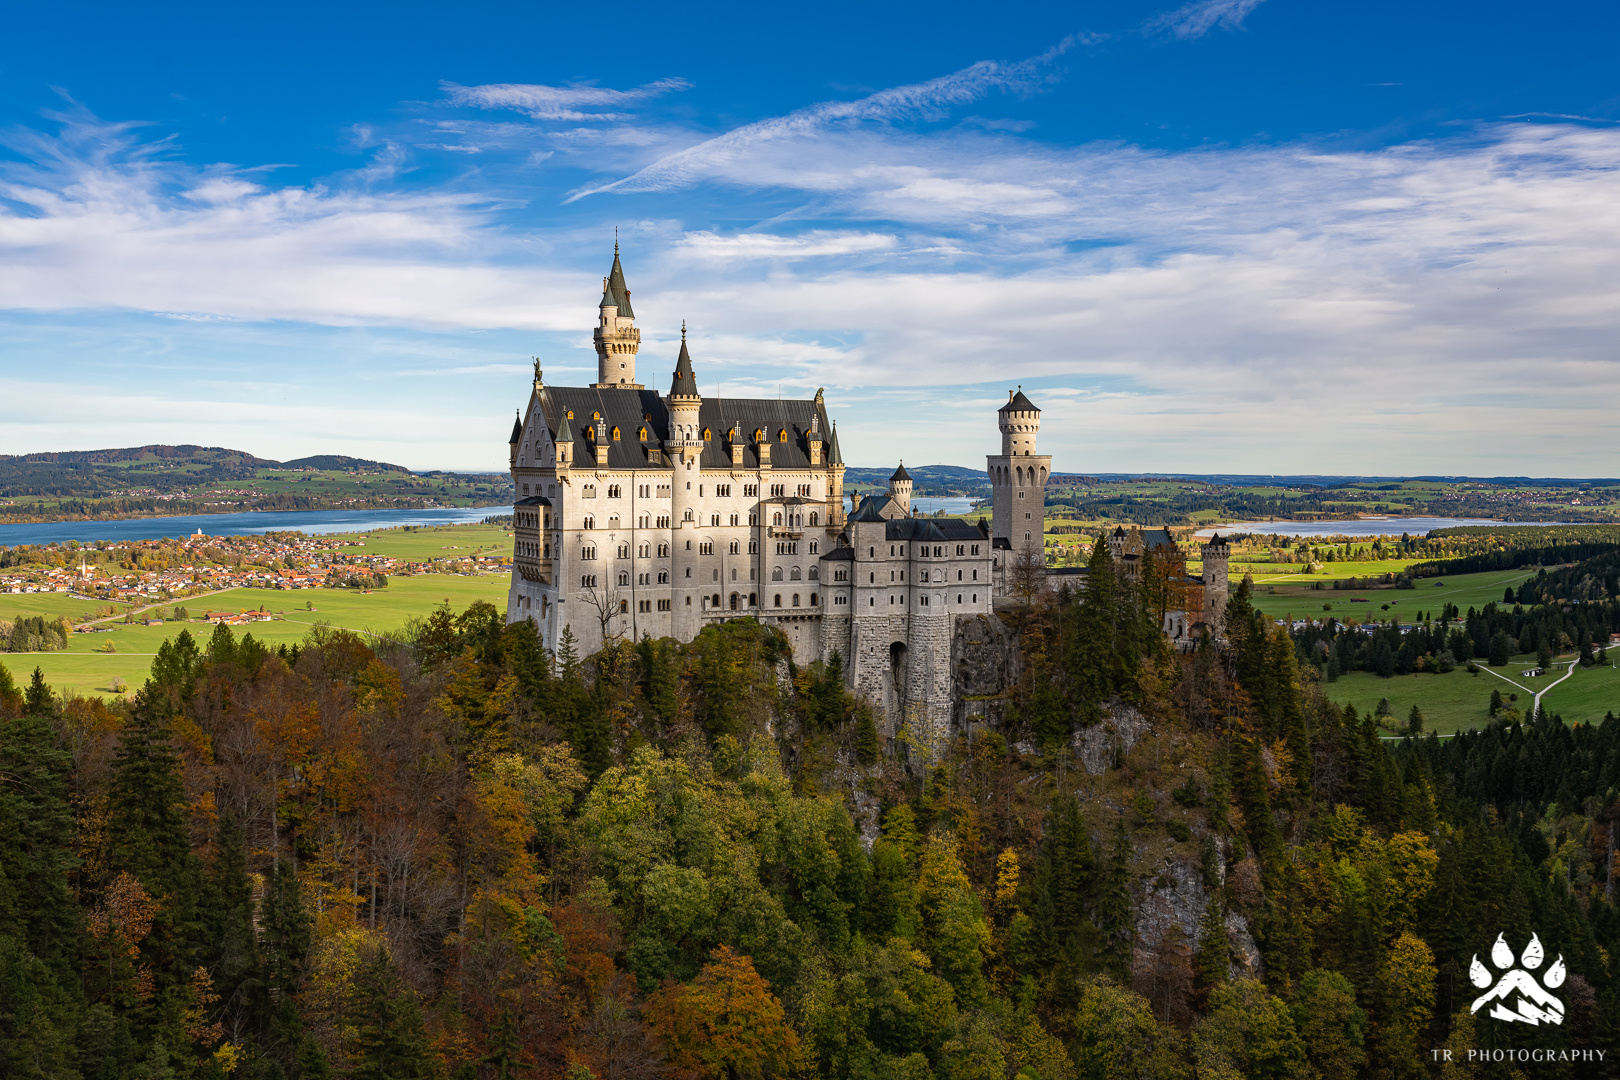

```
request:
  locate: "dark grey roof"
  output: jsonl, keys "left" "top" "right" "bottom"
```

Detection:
{"left": 848, "top": 495, "right": 889, "bottom": 522}
{"left": 820, "top": 546, "right": 856, "bottom": 561}
{"left": 886, "top": 518, "right": 988, "bottom": 542}
{"left": 890, "top": 462, "right": 911, "bottom": 482}
{"left": 828, "top": 423, "right": 843, "bottom": 466}
{"left": 599, "top": 279, "right": 617, "bottom": 310}
{"left": 608, "top": 250, "right": 634, "bottom": 318}
{"left": 1000, "top": 389, "right": 1040, "bottom": 414}
{"left": 540, "top": 385, "right": 833, "bottom": 472}
{"left": 1141, "top": 528, "right": 1177, "bottom": 551}
{"left": 515, "top": 495, "right": 552, "bottom": 506}
{"left": 1206, "top": 532, "right": 1228, "bottom": 546}
{"left": 509, "top": 414, "right": 523, "bottom": 444}
{"left": 993, "top": 537, "right": 1013, "bottom": 550}
{"left": 670, "top": 335, "right": 698, "bottom": 398}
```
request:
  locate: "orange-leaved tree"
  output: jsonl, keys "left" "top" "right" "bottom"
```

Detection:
{"left": 643, "top": 945, "right": 800, "bottom": 1080}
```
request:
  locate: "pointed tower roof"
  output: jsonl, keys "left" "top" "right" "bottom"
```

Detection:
{"left": 508, "top": 411, "right": 523, "bottom": 445}
{"left": 670, "top": 322, "right": 698, "bottom": 398}
{"left": 1000, "top": 386, "right": 1040, "bottom": 413}
{"left": 599, "top": 277, "right": 617, "bottom": 310}
{"left": 890, "top": 461, "right": 912, "bottom": 482}
{"left": 554, "top": 412, "right": 576, "bottom": 444}
{"left": 608, "top": 243, "right": 634, "bottom": 318}
{"left": 828, "top": 421, "right": 843, "bottom": 465}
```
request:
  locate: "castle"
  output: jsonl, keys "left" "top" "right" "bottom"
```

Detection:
{"left": 505, "top": 248, "right": 1220, "bottom": 746}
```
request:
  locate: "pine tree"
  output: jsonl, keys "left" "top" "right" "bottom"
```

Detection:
{"left": 257, "top": 859, "right": 311, "bottom": 1056}
{"left": 1193, "top": 896, "right": 1229, "bottom": 1004}
{"left": 346, "top": 947, "right": 431, "bottom": 1080}
{"left": 1070, "top": 537, "right": 1119, "bottom": 719}
{"left": 854, "top": 704, "right": 879, "bottom": 766}
{"left": 107, "top": 686, "right": 203, "bottom": 1001}
{"left": 0, "top": 660, "right": 21, "bottom": 714}
{"left": 200, "top": 815, "right": 259, "bottom": 1031}
{"left": 0, "top": 701, "right": 84, "bottom": 1077}
{"left": 23, "top": 668, "right": 55, "bottom": 719}
{"left": 1096, "top": 820, "right": 1134, "bottom": 981}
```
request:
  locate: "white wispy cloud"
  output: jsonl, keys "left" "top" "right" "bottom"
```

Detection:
{"left": 1146, "top": 0, "right": 1267, "bottom": 40}
{"left": 441, "top": 78, "right": 693, "bottom": 122}
{"left": 564, "top": 39, "right": 1078, "bottom": 201}
{"left": 674, "top": 230, "right": 897, "bottom": 261}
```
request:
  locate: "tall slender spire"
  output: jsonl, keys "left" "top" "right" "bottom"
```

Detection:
{"left": 593, "top": 242, "right": 641, "bottom": 387}
{"left": 608, "top": 244, "right": 634, "bottom": 318}
{"left": 670, "top": 321, "right": 698, "bottom": 398}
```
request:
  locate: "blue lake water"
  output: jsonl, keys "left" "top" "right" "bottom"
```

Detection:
{"left": 0, "top": 505, "right": 512, "bottom": 546}
{"left": 1194, "top": 517, "right": 1577, "bottom": 538}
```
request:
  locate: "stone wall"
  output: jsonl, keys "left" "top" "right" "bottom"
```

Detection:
{"left": 951, "top": 612, "right": 1022, "bottom": 733}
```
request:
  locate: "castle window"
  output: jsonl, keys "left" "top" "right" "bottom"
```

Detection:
{"left": 748, "top": 512, "right": 758, "bottom": 525}
{"left": 870, "top": 598, "right": 875, "bottom": 606}
{"left": 772, "top": 512, "right": 782, "bottom": 526}
{"left": 973, "top": 593, "right": 977, "bottom": 602}
{"left": 971, "top": 545, "right": 980, "bottom": 555}
{"left": 658, "top": 543, "right": 669, "bottom": 557}
{"left": 580, "top": 575, "right": 596, "bottom": 587}
{"left": 774, "top": 594, "right": 782, "bottom": 607}
{"left": 729, "top": 540, "right": 740, "bottom": 555}
{"left": 730, "top": 514, "right": 739, "bottom": 526}
{"left": 638, "top": 427, "right": 647, "bottom": 442}
{"left": 956, "top": 545, "right": 964, "bottom": 555}
{"left": 617, "top": 543, "right": 630, "bottom": 558}
{"left": 592, "top": 411, "right": 601, "bottom": 421}
{"left": 748, "top": 540, "right": 758, "bottom": 554}
{"left": 608, "top": 485, "right": 621, "bottom": 498}
{"left": 920, "top": 571, "right": 929, "bottom": 582}
{"left": 611, "top": 427, "right": 620, "bottom": 441}
{"left": 711, "top": 514, "right": 720, "bottom": 527}
{"left": 809, "top": 566, "right": 819, "bottom": 580}
{"left": 567, "top": 410, "right": 574, "bottom": 419}
{"left": 685, "top": 597, "right": 691, "bottom": 606}
{"left": 790, "top": 566, "right": 801, "bottom": 580}
{"left": 581, "top": 545, "right": 596, "bottom": 560}
{"left": 583, "top": 516, "right": 595, "bottom": 530}
{"left": 658, "top": 570, "right": 669, "bottom": 583}
{"left": 702, "top": 427, "right": 711, "bottom": 440}
{"left": 583, "top": 485, "right": 596, "bottom": 498}
{"left": 792, "top": 594, "right": 800, "bottom": 607}
{"left": 684, "top": 510, "right": 694, "bottom": 521}
{"left": 608, "top": 515, "right": 620, "bottom": 529}
{"left": 778, "top": 430, "right": 788, "bottom": 443}
{"left": 619, "top": 599, "right": 628, "bottom": 613}
{"left": 870, "top": 573, "right": 875, "bottom": 583}
{"left": 973, "top": 569, "right": 978, "bottom": 580}
{"left": 870, "top": 547, "right": 874, "bottom": 557}
{"left": 749, "top": 593, "right": 757, "bottom": 606}
{"left": 685, "top": 568, "right": 691, "bottom": 578}
{"left": 958, "top": 570, "right": 963, "bottom": 581}
{"left": 639, "top": 515, "right": 649, "bottom": 528}
{"left": 772, "top": 568, "right": 783, "bottom": 581}
{"left": 808, "top": 541, "right": 818, "bottom": 554}
{"left": 809, "top": 512, "right": 818, "bottom": 526}
{"left": 920, "top": 596, "right": 928, "bottom": 606}
{"left": 958, "top": 594, "right": 963, "bottom": 603}
{"left": 754, "top": 429, "right": 765, "bottom": 442}
{"left": 658, "top": 598, "right": 672, "bottom": 611}
{"left": 699, "top": 542, "right": 714, "bottom": 555}
{"left": 744, "top": 484, "right": 758, "bottom": 497}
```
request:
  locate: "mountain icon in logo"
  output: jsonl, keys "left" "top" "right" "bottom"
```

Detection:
{"left": 1470, "top": 932, "right": 1566, "bottom": 1025}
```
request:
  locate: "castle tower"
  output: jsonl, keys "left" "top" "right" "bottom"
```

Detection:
{"left": 1202, "top": 533, "right": 1230, "bottom": 634}
{"left": 593, "top": 244, "right": 642, "bottom": 388}
{"left": 987, "top": 388, "right": 1052, "bottom": 555}
{"left": 889, "top": 462, "right": 913, "bottom": 516}
{"left": 668, "top": 324, "right": 703, "bottom": 637}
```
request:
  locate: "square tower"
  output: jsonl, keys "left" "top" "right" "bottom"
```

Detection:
{"left": 986, "top": 388, "right": 1052, "bottom": 556}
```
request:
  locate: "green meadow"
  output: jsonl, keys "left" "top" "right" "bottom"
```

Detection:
{"left": 3, "top": 570, "right": 510, "bottom": 701}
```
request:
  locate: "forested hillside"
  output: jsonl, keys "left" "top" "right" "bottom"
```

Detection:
{"left": 1, "top": 539, "right": 1617, "bottom": 1079}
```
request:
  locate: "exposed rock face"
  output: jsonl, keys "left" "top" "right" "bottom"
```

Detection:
{"left": 1073, "top": 704, "right": 1152, "bottom": 776}
{"left": 1134, "top": 844, "right": 1263, "bottom": 983}
{"left": 951, "top": 613, "right": 1022, "bottom": 731}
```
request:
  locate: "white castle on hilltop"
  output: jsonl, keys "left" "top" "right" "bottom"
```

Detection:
{"left": 503, "top": 247, "right": 1059, "bottom": 742}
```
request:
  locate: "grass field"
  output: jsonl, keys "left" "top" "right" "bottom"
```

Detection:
{"left": 2, "top": 572, "right": 509, "bottom": 700}
{"left": 1324, "top": 651, "right": 1620, "bottom": 737}
{"left": 352, "top": 523, "right": 513, "bottom": 560}
{"left": 1243, "top": 568, "right": 1536, "bottom": 624}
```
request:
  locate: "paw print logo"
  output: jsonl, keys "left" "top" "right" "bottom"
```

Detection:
{"left": 1470, "top": 932, "right": 1566, "bottom": 1025}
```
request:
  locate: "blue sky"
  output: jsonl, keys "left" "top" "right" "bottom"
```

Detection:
{"left": 2, "top": 0, "right": 1618, "bottom": 474}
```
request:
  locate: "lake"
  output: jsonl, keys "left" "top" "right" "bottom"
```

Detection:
{"left": 1193, "top": 517, "right": 1577, "bottom": 538}
{"left": 0, "top": 505, "right": 512, "bottom": 546}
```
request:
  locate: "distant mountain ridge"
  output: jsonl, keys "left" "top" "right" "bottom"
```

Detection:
{"left": 0, "top": 445, "right": 417, "bottom": 501}
{"left": 0, "top": 445, "right": 409, "bottom": 472}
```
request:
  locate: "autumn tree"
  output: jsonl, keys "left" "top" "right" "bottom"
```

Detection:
{"left": 643, "top": 946, "right": 800, "bottom": 1080}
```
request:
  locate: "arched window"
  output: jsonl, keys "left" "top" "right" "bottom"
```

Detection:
{"left": 774, "top": 594, "right": 782, "bottom": 607}
{"left": 772, "top": 512, "right": 782, "bottom": 525}
{"left": 729, "top": 540, "right": 740, "bottom": 554}
{"left": 684, "top": 509, "right": 694, "bottom": 521}
{"left": 710, "top": 514, "right": 720, "bottom": 527}
{"left": 792, "top": 593, "right": 800, "bottom": 607}
{"left": 729, "top": 593, "right": 740, "bottom": 610}
{"left": 809, "top": 566, "right": 819, "bottom": 580}
{"left": 790, "top": 566, "right": 801, "bottom": 580}
{"left": 772, "top": 567, "right": 783, "bottom": 581}
{"left": 611, "top": 426, "right": 620, "bottom": 440}
{"left": 754, "top": 428, "right": 765, "bottom": 442}
{"left": 778, "top": 429, "right": 788, "bottom": 442}
{"left": 617, "top": 572, "right": 629, "bottom": 586}
{"left": 809, "top": 512, "right": 818, "bottom": 526}
{"left": 592, "top": 411, "right": 601, "bottom": 421}
{"left": 617, "top": 543, "right": 629, "bottom": 558}
{"left": 566, "top": 410, "right": 574, "bottom": 419}
{"left": 809, "top": 594, "right": 818, "bottom": 606}
{"left": 638, "top": 426, "right": 647, "bottom": 441}
{"left": 583, "top": 516, "right": 595, "bottom": 529}
{"left": 702, "top": 427, "right": 711, "bottom": 440}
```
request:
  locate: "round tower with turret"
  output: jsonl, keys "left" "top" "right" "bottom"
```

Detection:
{"left": 668, "top": 324, "right": 703, "bottom": 637}
{"left": 1201, "top": 533, "right": 1230, "bottom": 634}
{"left": 986, "top": 387, "right": 1052, "bottom": 560}
{"left": 889, "top": 462, "right": 913, "bottom": 517}
{"left": 593, "top": 243, "right": 642, "bottom": 388}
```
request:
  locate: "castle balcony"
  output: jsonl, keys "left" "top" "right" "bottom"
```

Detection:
{"left": 767, "top": 526, "right": 803, "bottom": 539}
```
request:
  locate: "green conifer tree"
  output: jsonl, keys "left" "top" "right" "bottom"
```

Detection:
{"left": 346, "top": 947, "right": 431, "bottom": 1080}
